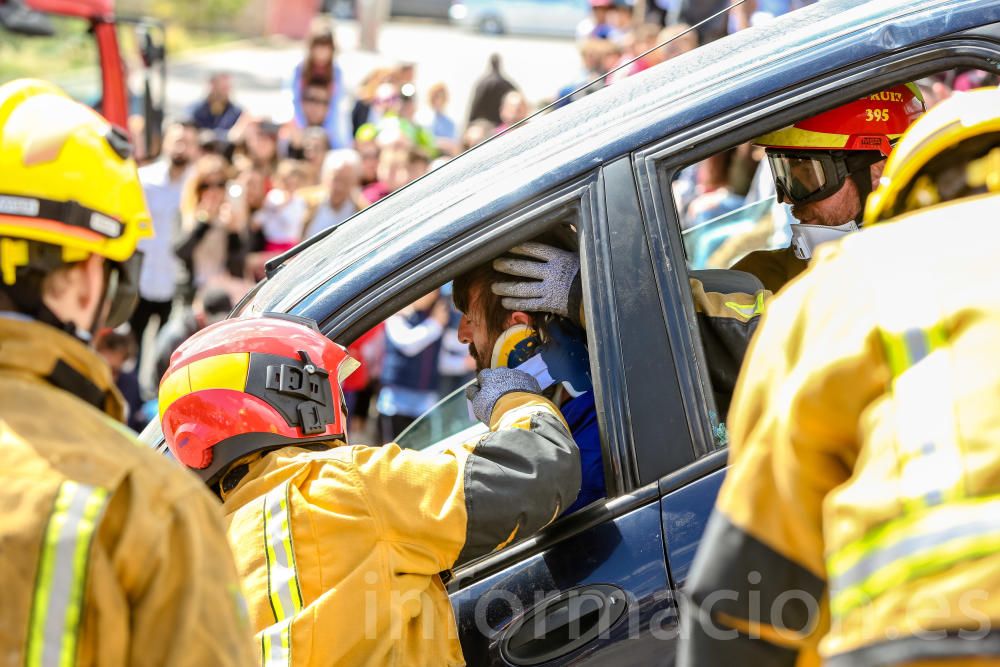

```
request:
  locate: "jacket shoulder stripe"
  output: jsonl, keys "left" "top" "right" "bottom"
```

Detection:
{"left": 261, "top": 481, "right": 303, "bottom": 666}
{"left": 26, "top": 480, "right": 109, "bottom": 667}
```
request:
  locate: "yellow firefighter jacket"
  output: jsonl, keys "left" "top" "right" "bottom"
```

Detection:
{"left": 732, "top": 246, "right": 808, "bottom": 293}
{"left": 0, "top": 316, "right": 254, "bottom": 667}
{"left": 680, "top": 194, "right": 1000, "bottom": 667}
{"left": 220, "top": 391, "right": 579, "bottom": 667}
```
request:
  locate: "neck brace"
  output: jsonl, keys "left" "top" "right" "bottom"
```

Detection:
{"left": 790, "top": 220, "right": 859, "bottom": 260}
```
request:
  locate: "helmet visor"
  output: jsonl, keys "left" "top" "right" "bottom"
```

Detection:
{"left": 767, "top": 150, "right": 845, "bottom": 205}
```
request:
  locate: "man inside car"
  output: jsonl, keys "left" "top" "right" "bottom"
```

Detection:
{"left": 456, "top": 232, "right": 770, "bottom": 513}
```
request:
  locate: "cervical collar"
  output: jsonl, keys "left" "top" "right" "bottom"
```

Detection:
{"left": 790, "top": 220, "right": 859, "bottom": 260}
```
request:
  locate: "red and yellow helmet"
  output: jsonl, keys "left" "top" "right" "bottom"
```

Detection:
{"left": 159, "top": 314, "right": 359, "bottom": 486}
{"left": 755, "top": 83, "right": 925, "bottom": 155}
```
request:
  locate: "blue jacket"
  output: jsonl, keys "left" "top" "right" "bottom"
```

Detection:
{"left": 561, "top": 391, "right": 604, "bottom": 514}
{"left": 381, "top": 311, "right": 442, "bottom": 393}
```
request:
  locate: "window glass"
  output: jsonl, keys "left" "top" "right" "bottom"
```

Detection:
{"left": 0, "top": 16, "right": 101, "bottom": 108}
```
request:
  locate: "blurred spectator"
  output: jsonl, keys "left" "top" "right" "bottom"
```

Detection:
{"left": 555, "top": 39, "right": 614, "bottom": 108}
{"left": 578, "top": 0, "right": 623, "bottom": 41}
{"left": 620, "top": 24, "right": 665, "bottom": 76}
{"left": 669, "top": 0, "right": 735, "bottom": 44}
{"left": 351, "top": 67, "right": 395, "bottom": 136}
{"left": 292, "top": 18, "right": 349, "bottom": 149}
{"left": 684, "top": 149, "right": 746, "bottom": 229}
{"left": 357, "top": 140, "right": 381, "bottom": 187}
{"left": 255, "top": 160, "right": 309, "bottom": 253}
{"left": 461, "top": 119, "right": 496, "bottom": 153}
{"left": 153, "top": 286, "right": 234, "bottom": 385}
{"left": 304, "top": 149, "right": 365, "bottom": 237}
{"left": 131, "top": 120, "right": 196, "bottom": 367}
{"left": 376, "top": 291, "right": 450, "bottom": 442}
{"left": 657, "top": 23, "right": 699, "bottom": 62}
{"left": 95, "top": 330, "right": 148, "bottom": 432}
{"left": 342, "top": 323, "right": 385, "bottom": 438}
{"left": 287, "top": 79, "right": 334, "bottom": 158}
{"left": 175, "top": 155, "right": 249, "bottom": 297}
{"left": 191, "top": 72, "right": 243, "bottom": 131}
{"left": 468, "top": 54, "right": 517, "bottom": 125}
{"left": 496, "top": 90, "right": 530, "bottom": 134}
{"left": 362, "top": 147, "right": 426, "bottom": 204}
{"left": 301, "top": 127, "right": 332, "bottom": 184}
{"left": 232, "top": 116, "right": 281, "bottom": 177}
{"left": 356, "top": 83, "right": 438, "bottom": 158}
{"left": 417, "top": 82, "right": 459, "bottom": 156}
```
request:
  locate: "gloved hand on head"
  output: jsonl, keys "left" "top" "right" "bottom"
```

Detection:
{"left": 466, "top": 367, "right": 542, "bottom": 425}
{"left": 492, "top": 243, "right": 583, "bottom": 327}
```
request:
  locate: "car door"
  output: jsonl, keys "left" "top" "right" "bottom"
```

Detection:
{"left": 630, "top": 24, "right": 1000, "bottom": 607}
{"left": 443, "top": 156, "right": 697, "bottom": 666}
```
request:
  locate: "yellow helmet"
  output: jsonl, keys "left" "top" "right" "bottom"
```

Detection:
{"left": 865, "top": 86, "right": 1000, "bottom": 224}
{"left": 0, "top": 79, "right": 153, "bottom": 325}
{"left": 0, "top": 79, "right": 152, "bottom": 269}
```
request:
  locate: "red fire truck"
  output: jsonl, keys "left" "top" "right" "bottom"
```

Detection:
{"left": 1, "top": 0, "right": 166, "bottom": 158}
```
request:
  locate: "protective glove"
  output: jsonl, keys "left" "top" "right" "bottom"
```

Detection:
{"left": 492, "top": 242, "right": 583, "bottom": 326}
{"left": 465, "top": 367, "right": 542, "bottom": 425}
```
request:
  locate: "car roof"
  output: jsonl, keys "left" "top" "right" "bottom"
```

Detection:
{"left": 247, "top": 0, "right": 998, "bottom": 320}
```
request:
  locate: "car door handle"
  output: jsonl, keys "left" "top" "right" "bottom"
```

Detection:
{"left": 500, "top": 584, "right": 628, "bottom": 666}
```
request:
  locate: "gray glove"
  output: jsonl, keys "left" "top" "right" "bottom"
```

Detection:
{"left": 492, "top": 242, "right": 583, "bottom": 325}
{"left": 466, "top": 367, "right": 542, "bottom": 425}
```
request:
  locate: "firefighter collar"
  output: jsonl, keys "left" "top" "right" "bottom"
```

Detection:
{"left": 0, "top": 316, "right": 125, "bottom": 419}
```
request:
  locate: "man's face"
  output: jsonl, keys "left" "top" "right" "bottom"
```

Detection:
{"left": 211, "top": 74, "right": 232, "bottom": 99}
{"left": 789, "top": 174, "right": 861, "bottom": 227}
{"left": 164, "top": 125, "right": 194, "bottom": 168}
{"left": 327, "top": 164, "right": 357, "bottom": 206}
{"left": 457, "top": 282, "right": 500, "bottom": 371}
{"left": 303, "top": 86, "right": 331, "bottom": 126}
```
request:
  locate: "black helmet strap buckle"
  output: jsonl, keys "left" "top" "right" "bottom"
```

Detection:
{"left": 259, "top": 350, "right": 335, "bottom": 435}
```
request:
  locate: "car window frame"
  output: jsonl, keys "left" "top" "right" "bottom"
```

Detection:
{"left": 634, "top": 39, "right": 1000, "bottom": 461}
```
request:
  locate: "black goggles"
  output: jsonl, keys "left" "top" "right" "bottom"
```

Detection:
{"left": 767, "top": 149, "right": 883, "bottom": 205}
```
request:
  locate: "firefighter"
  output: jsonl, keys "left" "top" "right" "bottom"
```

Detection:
{"left": 0, "top": 80, "right": 253, "bottom": 665}
{"left": 733, "top": 83, "right": 924, "bottom": 292}
{"left": 158, "top": 313, "right": 580, "bottom": 666}
{"left": 679, "top": 87, "right": 1000, "bottom": 666}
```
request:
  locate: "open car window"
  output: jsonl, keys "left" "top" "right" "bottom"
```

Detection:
{"left": 395, "top": 380, "right": 488, "bottom": 453}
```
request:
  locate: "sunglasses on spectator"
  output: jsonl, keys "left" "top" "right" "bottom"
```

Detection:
{"left": 304, "top": 95, "right": 330, "bottom": 105}
{"left": 197, "top": 179, "right": 227, "bottom": 193}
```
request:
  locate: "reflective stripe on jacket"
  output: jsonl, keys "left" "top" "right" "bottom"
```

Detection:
{"left": 680, "top": 195, "right": 1000, "bottom": 666}
{"left": 222, "top": 391, "right": 580, "bottom": 666}
{"left": 0, "top": 317, "right": 255, "bottom": 667}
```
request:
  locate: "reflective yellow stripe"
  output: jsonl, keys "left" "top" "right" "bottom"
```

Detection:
{"left": 158, "top": 352, "right": 251, "bottom": 418}
{"left": 260, "top": 481, "right": 302, "bottom": 667}
{"left": 723, "top": 291, "right": 765, "bottom": 320}
{"left": 26, "top": 481, "right": 109, "bottom": 667}
{"left": 261, "top": 618, "right": 294, "bottom": 667}
{"left": 828, "top": 322, "right": 972, "bottom": 619}
{"left": 879, "top": 324, "right": 963, "bottom": 511}
{"left": 829, "top": 495, "right": 1000, "bottom": 618}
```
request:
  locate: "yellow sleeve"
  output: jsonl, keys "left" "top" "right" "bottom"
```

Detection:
{"left": 83, "top": 470, "right": 256, "bottom": 667}
{"left": 353, "top": 392, "right": 580, "bottom": 574}
{"left": 680, "top": 245, "right": 888, "bottom": 665}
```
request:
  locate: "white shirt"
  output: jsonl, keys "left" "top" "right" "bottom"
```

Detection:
{"left": 257, "top": 190, "right": 307, "bottom": 246}
{"left": 137, "top": 161, "right": 187, "bottom": 302}
{"left": 307, "top": 199, "right": 357, "bottom": 237}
